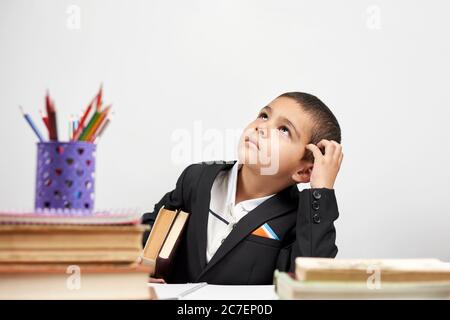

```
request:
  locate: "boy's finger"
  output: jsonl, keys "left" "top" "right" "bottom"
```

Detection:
{"left": 148, "top": 277, "right": 166, "bottom": 284}
{"left": 306, "top": 144, "right": 323, "bottom": 159}
{"left": 317, "top": 139, "right": 335, "bottom": 156}
{"left": 330, "top": 140, "right": 341, "bottom": 150}
{"left": 330, "top": 141, "right": 342, "bottom": 158}
{"left": 331, "top": 140, "right": 342, "bottom": 152}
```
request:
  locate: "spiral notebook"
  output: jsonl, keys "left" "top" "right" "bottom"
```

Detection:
{"left": 0, "top": 208, "right": 143, "bottom": 225}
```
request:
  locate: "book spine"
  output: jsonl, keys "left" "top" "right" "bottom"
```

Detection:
{"left": 154, "top": 221, "right": 187, "bottom": 280}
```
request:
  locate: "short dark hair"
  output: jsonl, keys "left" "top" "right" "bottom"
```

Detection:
{"left": 278, "top": 92, "right": 341, "bottom": 162}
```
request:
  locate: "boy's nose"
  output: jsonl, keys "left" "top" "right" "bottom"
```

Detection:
{"left": 256, "top": 126, "right": 268, "bottom": 138}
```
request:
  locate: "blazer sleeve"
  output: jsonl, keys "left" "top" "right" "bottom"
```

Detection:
{"left": 276, "top": 188, "right": 339, "bottom": 273}
{"left": 140, "top": 164, "right": 195, "bottom": 248}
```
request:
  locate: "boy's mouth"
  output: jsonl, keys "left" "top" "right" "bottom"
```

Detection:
{"left": 244, "top": 136, "right": 260, "bottom": 150}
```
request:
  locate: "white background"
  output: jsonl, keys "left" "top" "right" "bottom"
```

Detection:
{"left": 1, "top": 0, "right": 449, "bottom": 260}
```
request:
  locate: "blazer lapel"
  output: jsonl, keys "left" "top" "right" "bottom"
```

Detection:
{"left": 192, "top": 161, "right": 235, "bottom": 271}
{"left": 196, "top": 184, "right": 298, "bottom": 280}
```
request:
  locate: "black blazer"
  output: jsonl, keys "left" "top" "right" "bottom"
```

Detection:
{"left": 141, "top": 161, "right": 339, "bottom": 285}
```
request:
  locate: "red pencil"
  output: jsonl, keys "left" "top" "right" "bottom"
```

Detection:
{"left": 96, "top": 84, "right": 103, "bottom": 111}
{"left": 39, "top": 110, "right": 49, "bottom": 131}
{"left": 45, "top": 91, "right": 55, "bottom": 140}
{"left": 72, "top": 101, "right": 93, "bottom": 141}
{"left": 48, "top": 96, "right": 58, "bottom": 141}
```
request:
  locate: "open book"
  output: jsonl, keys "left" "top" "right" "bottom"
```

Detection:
{"left": 148, "top": 283, "right": 277, "bottom": 300}
{"left": 139, "top": 206, "right": 189, "bottom": 279}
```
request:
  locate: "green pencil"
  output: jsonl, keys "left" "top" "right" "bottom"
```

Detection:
{"left": 78, "top": 111, "right": 100, "bottom": 141}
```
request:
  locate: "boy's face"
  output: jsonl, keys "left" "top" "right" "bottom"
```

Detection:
{"left": 238, "top": 96, "right": 314, "bottom": 183}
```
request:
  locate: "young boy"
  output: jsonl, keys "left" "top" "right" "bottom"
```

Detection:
{"left": 142, "top": 92, "right": 343, "bottom": 285}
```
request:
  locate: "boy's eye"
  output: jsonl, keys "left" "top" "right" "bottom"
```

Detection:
{"left": 258, "top": 112, "right": 268, "bottom": 120}
{"left": 279, "top": 126, "right": 290, "bottom": 136}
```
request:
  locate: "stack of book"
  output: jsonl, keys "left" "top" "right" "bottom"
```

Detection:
{"left": 275, "top": 258, "right": 450, "bottom": 300}
{"left": 0, "top": 209, "right": 152, "bottom": 299}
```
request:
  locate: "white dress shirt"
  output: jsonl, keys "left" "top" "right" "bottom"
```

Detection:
{"left": 206, "top": 162, "right": 275, "bottom": 263}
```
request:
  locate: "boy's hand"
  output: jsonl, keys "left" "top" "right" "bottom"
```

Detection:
{"left": 149, "top": 276, "right": 166, "bottom": 284}
{"left": 305, "top": 139, "right": 343, "bottom": 189}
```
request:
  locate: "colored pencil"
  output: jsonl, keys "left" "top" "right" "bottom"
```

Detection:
{"left": 78, "top": 109, "right": 100, "bottom": 141}
{"left": 39, "top": 109, "right": 49, "bottom": 132}
{"left": 93, "top": 114, "right": 112, "bottom": 143}
{"left": 71, "top": 86, "right": 102, "bottom": 141}
{"left": 96, "top": 84, "right": 103, "bottom": 111}
{"left": 72, "top": 102, "right": 93, "bottom": 141}
{"left": 45, "top": 91, "right": 54, "bottom": 139}
{"left": 19, "top": 106, "right": 46, "bottom": 142}
{"left": 23, "top": 85, "right": 111, "bottom": 144}
{"left": 73, "top": 115, "right": 79, "bottom": 138}
{"left": 86, "top": 105, "right": 110, "bottom": 142}
{"left": 48, "top": 96, "right": 58, "bottom": 141}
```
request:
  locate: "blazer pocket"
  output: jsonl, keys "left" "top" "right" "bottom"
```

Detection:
{"left": 246, "top": 234, "right": 282, "bottom": 248}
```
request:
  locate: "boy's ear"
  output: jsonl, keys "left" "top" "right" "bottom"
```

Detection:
{"left": 291, "top": 162, "right": 314, "bottom": 184}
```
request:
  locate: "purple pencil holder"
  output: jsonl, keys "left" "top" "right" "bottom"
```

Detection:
{"left": 35, "top": 142, "right": 96, "bottom": 212}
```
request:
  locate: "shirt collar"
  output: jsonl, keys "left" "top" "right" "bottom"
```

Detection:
{"left": 226, "top": 162, "right": 275, "bottom": 213}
